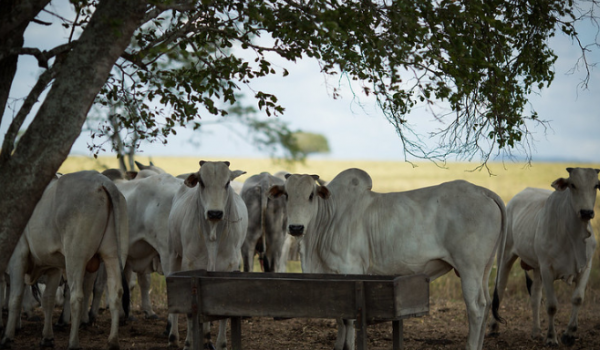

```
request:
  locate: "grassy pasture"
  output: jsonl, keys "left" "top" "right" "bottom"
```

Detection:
{"left": 60, "top": 156, "right": 600, "bottom": 308}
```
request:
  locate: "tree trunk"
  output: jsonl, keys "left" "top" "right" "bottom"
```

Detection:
{"left": 0, "top": 0, "right": 50, "bottom": 127}
{"left": 0, "top": 0, "right": 148, "bottom": 273}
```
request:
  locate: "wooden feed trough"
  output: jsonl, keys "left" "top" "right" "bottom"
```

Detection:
{"left": 167, "top": 270, "right": 429, "bottom": 350}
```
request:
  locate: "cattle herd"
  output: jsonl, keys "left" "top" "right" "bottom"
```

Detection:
{"left": 0, "top": 161, "right": 598, "bottom": 350}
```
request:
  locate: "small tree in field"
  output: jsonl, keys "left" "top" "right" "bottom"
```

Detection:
{"left": 0, "top": 0, "right": 598, "bottom": 272}
{"left": 293, "top": 132, "right": 330, "bottom": 156}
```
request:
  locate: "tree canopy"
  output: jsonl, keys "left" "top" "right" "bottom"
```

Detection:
{"left": 0, "top": 0, "right": 598, "bottom": 271}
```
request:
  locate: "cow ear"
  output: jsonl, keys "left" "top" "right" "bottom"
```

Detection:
{"left": 230, "top": 170, "right": 246, "bottom": 181}
{"left": 224, "top": 161, "right": 231, "bottom": 167}
{"left": 185, "top": 173, "right": 199, "bottom": 188}
{"left": 310, "top": 174, "right": 320, "bottom": 181}
{"left": 126, "top": 171, "right": 138, "bottom": 180}
{"left": 317, "top": 185, "right": 330, "bottom": 199}
{"left": 566, "top": 167, "right": 574, "bottom": 174}
{"left": 551, "top": 178, "right": 569, "bottom": 191}
{"left": 595, "top": 169, "right": 600, "bottom": 174}
{"left": 268, "top": 185, "right": 285, "bottom": 199}
{"left": 284, "top": 173, "right": 292, "bottom": 180}
{"left": 199, "top": 160, "right": 206, "bottom": 166}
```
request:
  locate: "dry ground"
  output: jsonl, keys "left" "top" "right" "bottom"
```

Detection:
{"left": 4, "top": 295, "right": 600, "bottom": 350}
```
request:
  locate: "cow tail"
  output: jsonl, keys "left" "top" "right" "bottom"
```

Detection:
{"left": 259, "top": 185, "right": 268, "bottom": 272}
{"left": 489, "top": 190, "right": 507, "bottom": 325}
{"left": 102, "top": 182, "right": 130, "bottom": 319}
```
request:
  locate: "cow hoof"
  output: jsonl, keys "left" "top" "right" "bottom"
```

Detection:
{"left": 144, "top": 313, "right": 159, "bottom": 320}
{"left": 487, "top": 331, "right": 500, "bottom": 338}
{"left": 40, "top": 337, "right": 54, "bottom": 348}
{"left": 545, "top": 339, "right": 559, "bottom": 347}
{"left": 203, "top": 342, "right": 216, "bottom": 350}
{"left": 560, "top": 333, "right": 577, "bottom": 347}
{"left": 168, "top": 334, "right": 178, "bottom": 347}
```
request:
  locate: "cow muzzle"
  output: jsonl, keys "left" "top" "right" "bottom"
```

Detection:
{"left": 288, "top": 224, "right": 305, "bottom": 237}
{"left": 580, "top": 209, "right": 595, "bottom": 221}
{"left": 207, "top": 210, "right": 224, "bottom": 221}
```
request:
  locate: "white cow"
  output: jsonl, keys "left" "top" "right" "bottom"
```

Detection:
{"left": 240, "top": 172, "right": 287, "bottom": 272}
{"left": 490, "top": 167, "right": 599, "bottom": 346}
{"left": 168, "top": 160, "right": 248, "bottom": 350}
{"left": 269, "top": 168, "right": 506, "bottom": 350}
{"left": 1, "top": 171, "right": 129, "bottom": 350}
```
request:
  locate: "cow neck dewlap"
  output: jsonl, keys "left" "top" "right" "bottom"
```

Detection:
{"left": 304, "top": 194, "right": 342, "bottom": 273}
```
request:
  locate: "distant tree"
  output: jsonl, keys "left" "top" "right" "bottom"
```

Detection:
{"left": 0, "top": 0, "right": 598, "bottom": 273}
{"left": 292, "top": 132, "right": 330, "bottom": 156}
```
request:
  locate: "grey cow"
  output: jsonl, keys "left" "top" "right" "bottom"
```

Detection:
{"left": 241, "top": 172, "right": 288, "bottom": 272}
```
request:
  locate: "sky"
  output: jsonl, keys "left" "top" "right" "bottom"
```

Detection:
{"left": 3, "top": 2, "right": 600, "bottom": 164}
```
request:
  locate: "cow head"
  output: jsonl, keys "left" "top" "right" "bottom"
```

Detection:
{"left": 551, "top": 167, "right": 600, "bottom": 221}
{"left": 185, "top": 160, "right": 246, "bottom": 229}
{"left": 269, "top": 173, "right": 330, "bottom": 237}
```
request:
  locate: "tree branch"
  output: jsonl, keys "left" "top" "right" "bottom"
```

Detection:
{"left": 0, "top": 67, "right": 56, "bottom": 166}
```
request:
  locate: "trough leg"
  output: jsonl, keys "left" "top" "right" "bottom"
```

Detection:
{"left": 355, "top": 281, "right": 366, "bottom": 350}
{"left": 231, "top": 317, "right": 242, "bottom": 350}
{"left": 393, "top": 320, "right": 404, "bottom": 350}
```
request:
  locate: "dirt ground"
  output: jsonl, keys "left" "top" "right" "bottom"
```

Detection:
{"left": 4, "top": 294, "right": 600, "bottom": 350}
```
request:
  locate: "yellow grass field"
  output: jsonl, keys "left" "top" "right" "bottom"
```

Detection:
{"left": 60, "top": 155, "right": 600, "bottom": 306}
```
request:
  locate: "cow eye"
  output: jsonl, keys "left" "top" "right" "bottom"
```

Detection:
{"left": 225, "top": 181, "right": 230, "bottom": 189}
{"left": 309, "top": 193, "right": 314, "bottom": 201}
{"left": 570, "top": 183, "right": 576, "bottom": 190}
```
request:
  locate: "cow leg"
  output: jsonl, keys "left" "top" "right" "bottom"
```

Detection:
{"left": 166, "top": 254, "right": 182, "bottom": 347}
{"left": 137, "top": 272, "right": 157, "bottom": 319}
{"left": 102, "top": 258, "right": 124, "bottom": 350}
{"left": 58, "top": 283, "right": 72, "bottom": 328}
{"left": 81, "top": 270, "right": 98, "bottom": 325}
{"left": 540, "top": 268, "right": 559, "bottom": 346}
{"left": 561, "top": 260, "right": 593, "bottom": 346}
{"left": 0, "top": 273, "right": 4, "bottom": 332}
{"left": 89, "top": 262, "right": 107, "bottom": 324}
{"left": 167, "top": 313, "right": 180, "bottom": 347}
{"left": 65, "top": 265, "right": 86, "bottom": 350}
{"left": 527, "top": 269, "right": 543, "bottom": 340}
{"left": 460, "top": 274, "right": 489, "bottom": 350}
{"left": 241, "top": 241, "right": 255, "bottom": 272}
{"left": 216, "top": 319, "right": 228, "bottom": 350}
{"left": 476, "top": 254, "right": 495, "bottom": 349}
{"left": 334, "top": 318, "right": 347, "bottom": 350}
{"left": 488, "top": 252, "right": 517, "bottom": 334}
{"left": 1, "top": 274, "right": 25, "bottom": 347}
{"left": 41, "top": 269, "right": 62, "bottom": 348}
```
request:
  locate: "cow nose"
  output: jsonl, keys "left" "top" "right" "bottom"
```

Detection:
{"left": 207, "top": 210, "right": 224, "bottom": 221}
{"left": 288, "top": 224, "right": 305, "bottom": 236}
{"left": 580, "top": 209, "right": 595, "bottom": 220}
